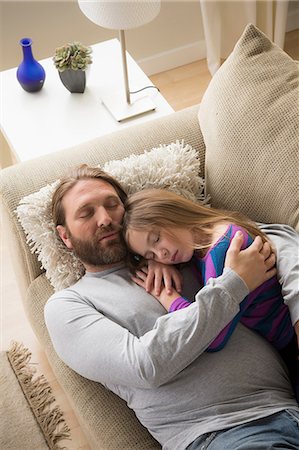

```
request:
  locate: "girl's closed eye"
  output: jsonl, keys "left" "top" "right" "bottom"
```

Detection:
{"left": 151, "top": 232, "right": 160, "bottom": 244}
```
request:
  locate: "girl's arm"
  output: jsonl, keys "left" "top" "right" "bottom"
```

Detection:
{"left": 132, "top": 266, "right": 187, "bottom": 310}
{"left": 133, "top": 233, "right": 276, "bottom": 310}
{"left": 142, "top": 260, "right": 183, "bottom": 296}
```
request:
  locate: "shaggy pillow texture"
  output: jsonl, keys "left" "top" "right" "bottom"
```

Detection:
{"left": 17, "top": 141, "right": 205, "bottom": 291}
{"left": 199, "top": 24, "right": 299, "bottom": 232}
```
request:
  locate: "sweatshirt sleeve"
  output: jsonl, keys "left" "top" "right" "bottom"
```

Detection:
{"left": 45, "top": 269, "right": 248, "bottom": 389}
{"left": 258, "top": 223, "right": 299, "bottom": 326}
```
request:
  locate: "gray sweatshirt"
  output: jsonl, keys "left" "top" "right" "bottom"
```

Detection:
{"left": 45, "top": 224, "right": 299, "bottom": 449}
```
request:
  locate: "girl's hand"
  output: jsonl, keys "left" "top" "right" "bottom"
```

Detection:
{"left": 131, "top": 266, "right": 181, "bottom": 310}
{"left": 137, "top": 260, "right": 183, "bottom": 296}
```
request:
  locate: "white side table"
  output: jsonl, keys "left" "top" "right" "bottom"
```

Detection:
{"left": 0, "top": 39, "right": 173, "bottom": 164}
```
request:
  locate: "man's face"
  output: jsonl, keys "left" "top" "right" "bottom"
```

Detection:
{"left": 57, "top": 179, "right": 127, "bottom": 270}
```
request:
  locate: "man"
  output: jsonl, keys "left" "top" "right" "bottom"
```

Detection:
{"left": 45, "top": 165, "right": 299, "bottom": 450}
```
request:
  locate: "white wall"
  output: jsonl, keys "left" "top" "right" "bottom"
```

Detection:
{"left": 1, "top": 1, "right": 298, "bottom": 75}
{"left": 0, "top": 0, "right": 205, "bottom": 74}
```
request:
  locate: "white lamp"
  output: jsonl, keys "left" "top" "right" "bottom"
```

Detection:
{"left": 78, "top": 0, "right": 161, "bottom": 121}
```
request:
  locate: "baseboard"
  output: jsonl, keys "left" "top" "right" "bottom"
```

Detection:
{"left": 138, "top": 40, "right": 206, "bottom": 76}
{"left": 139, "top": 11, "right": 298, "bottom": 77}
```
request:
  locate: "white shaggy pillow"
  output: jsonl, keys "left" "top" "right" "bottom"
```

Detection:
{"left": 17, "top": 141, "right": 205, "bottom": 291}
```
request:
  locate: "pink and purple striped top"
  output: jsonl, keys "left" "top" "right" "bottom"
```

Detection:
{"left": 169, "top": 224, "right": 294, "bottom": 352}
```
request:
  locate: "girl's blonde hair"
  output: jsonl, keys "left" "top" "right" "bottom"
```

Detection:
{"left": 123, "top": 189, "right": 269, "bottom": 260}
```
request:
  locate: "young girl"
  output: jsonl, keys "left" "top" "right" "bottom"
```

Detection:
{"left": 123, "top": 188, "right": 299, "bottom": 399}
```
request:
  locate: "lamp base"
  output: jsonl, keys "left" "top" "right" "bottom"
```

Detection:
{"left": 101, "top": 91, "right": 156, "bottom": 122}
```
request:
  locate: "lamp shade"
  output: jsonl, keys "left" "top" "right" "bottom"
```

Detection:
{"left": 78, "top": 0, "right": 161, "bottom": 30}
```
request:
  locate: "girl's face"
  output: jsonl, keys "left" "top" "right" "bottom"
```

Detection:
{"left": 126, "top": 227, "right": 195, "bottom": 265}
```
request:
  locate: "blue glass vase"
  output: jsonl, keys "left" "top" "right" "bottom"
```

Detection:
{"left": 16, "top": 38, "right": 45, "bottom": 92}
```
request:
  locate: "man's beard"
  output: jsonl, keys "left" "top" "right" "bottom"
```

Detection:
{"left": 67, "top": 225, "right": 127, "bottom": 267}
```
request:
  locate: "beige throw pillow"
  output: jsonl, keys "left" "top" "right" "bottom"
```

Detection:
{"left": 17, "top": 141, "right": 205, "bottom": 291}
{"left": 199, "top": 24, "right": 299, "bottom": 232}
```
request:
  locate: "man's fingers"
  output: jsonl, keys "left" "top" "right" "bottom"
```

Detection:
{"left": 250, "top": 235, "right": 263, "bottom": 252}
{"left": 265, "top": 267, "right": 277, "bottom": 279}
{"left": 260, "top": 241, "right": 271, "bottom": 259}
{"left": 228, "top": 231, "right": 244, "bottom": 254}
{"left": 264, "top": 252, "right": 276, "bottom": 270}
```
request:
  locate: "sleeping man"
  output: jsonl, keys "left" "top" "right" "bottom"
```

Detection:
{"left": 45, "top": 165, "right": 299, "bottom": 450}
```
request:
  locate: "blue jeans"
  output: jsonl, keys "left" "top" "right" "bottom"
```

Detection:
{"left": 187, "top": 410, "right": 299, "bottom": 450}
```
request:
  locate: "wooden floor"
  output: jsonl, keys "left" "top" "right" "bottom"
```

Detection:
{"left": 1, "top": 29, "right": 298, "bottom": 449}
{"left": 150, "top": 28, "right": 299, "bottom": 112}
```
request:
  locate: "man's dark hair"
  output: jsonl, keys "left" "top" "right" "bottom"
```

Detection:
{"left": 52, "top": 164, "right": 127, "bottom": 227}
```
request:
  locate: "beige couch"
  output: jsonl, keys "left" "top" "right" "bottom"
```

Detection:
{"left": 1, "top": 105, "right": 205, "bottom": 450}
{"left": 1, "top": 24, "right": 298, "bottom": 450}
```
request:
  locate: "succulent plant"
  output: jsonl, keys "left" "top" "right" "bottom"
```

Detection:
{"left": 53, "top": 42, "right": 92, "bottom": 72}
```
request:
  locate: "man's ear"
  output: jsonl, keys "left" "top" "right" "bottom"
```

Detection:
{"left": 56, "top": 225, "right": 73, "bottom": 250}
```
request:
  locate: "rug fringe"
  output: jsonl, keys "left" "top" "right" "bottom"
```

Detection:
{"left": 7, "top": 341, "right": 71, "bottom": 450}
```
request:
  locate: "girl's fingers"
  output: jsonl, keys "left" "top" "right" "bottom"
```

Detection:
{"left": 172, "top": 271, "right": 182, "bottom": 293}
{"left": 154, "top": 272, "right": 163, "bottom": 296}
{"left": 131, "top": 275, "right": 145, "bottom": 288}
{"left": 135, "top": 270, "right": 147, "bottom": 281}
{"left": 163, "top": 271, "right": 173, "bottom": 295}
{"left": 145, "top": 269, "right": 154, "bottom": 292}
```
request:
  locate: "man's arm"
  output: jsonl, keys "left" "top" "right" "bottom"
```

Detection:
{"left": 258, "top": 223, "right": 299, "bottom": 326}
{"left": 45, "top": 233, "right": 275, "bottom": 388}
{"left": 45, "top": 269, "right": 247, "bottom": 389}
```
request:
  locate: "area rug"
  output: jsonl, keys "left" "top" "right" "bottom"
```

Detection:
{"left": 0, "top": 341, "right": 70, "bottom": 449}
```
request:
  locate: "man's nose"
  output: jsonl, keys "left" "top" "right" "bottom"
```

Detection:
{"left": 96, "top": 207, "right": 112, "bottom": 228}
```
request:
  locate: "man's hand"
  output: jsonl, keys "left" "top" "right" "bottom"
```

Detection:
{"left": 225, "top": 231, "right": 277, "bottom": 292}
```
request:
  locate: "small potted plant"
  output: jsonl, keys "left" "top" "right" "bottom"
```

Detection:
{"left": 53, "top": 42, "right": 92, "bottom": 93}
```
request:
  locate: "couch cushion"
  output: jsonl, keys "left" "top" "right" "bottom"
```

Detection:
{"left": 17, "top": 141, "right": 205, "bottom": 291}
{"left": 199, "top": 23, "right": 299, "bottom": 232}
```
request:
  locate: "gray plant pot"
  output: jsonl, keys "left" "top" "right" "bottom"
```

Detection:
{"left": 59, "top": 69, "right": 86, "bottom": 93}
